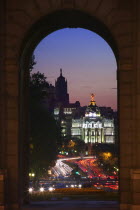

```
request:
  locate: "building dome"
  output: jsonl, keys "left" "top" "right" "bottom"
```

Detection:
{"left": 85, "top": 94, "right": 101, "bottom": 118}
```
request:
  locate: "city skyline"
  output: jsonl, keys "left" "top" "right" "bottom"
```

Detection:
{"left": 33, "top": 28, "right": 117, "bottom": 110}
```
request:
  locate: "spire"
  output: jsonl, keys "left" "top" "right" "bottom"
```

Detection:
{"left": 85, "top": 93, "right": 100, "bottom": 118}
{"left": 89, "top": 93, "right": 96, "bottom": 106}
{"left": 91, "top": 93, "right": 95, "bottom": 102}
{"left": 60, "top": 68, "right": 62, "bottom": 76}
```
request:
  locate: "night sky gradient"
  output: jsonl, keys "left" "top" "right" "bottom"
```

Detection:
{"left": 33, "top": 28, "right": 117, "bottom": 110}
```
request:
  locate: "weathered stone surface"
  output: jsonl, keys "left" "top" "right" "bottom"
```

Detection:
{"left": 0, "top": 0, "right": 140, "bottom": 209}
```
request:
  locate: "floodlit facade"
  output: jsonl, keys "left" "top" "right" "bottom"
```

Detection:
{"left": 54, "top": 72, "right": 115, "bottom": 144}
{"left": 54, "top": 103, "right": 80, "bottom": 137}
{"left": 71, "top": 94, "right": 115, "bottom": 144}
{"left": 54, "top": 93, "right": 115, "bottom": 144}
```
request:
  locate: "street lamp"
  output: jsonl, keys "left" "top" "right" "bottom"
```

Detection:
{"left": 28, "top": 188, "right": 33, "bottom": 193}
{"left": 40, "top": 187, "right": 44, "bottom": 192}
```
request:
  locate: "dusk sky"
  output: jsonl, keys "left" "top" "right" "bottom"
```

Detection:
{"left": 33, "top": 28, "right": 117, "bottom": 110}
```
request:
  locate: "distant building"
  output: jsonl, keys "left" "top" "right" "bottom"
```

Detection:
{"left": 41, "top": 84, "right": 56, "bottom": 112}
{"left": 54, "top": 93, "right": 115, "bottom": 145}
{"left": 71, "top": 94, "right": 115, "bottom": 144}
{"left": 53, "top": 70, "right": 116, "bottom": 145}
{"left": 42, "top": 69, "right": 116, "bottom": 145}
{"left": 99, "top": 106, "right": 114, "bottom": 119}
{"left": 54, "top": 101, "right": 80, "bottom": 138}
{"left": 55, "top": 69, "right": 69, "bottom": 106}
{"left": 41, "top": 69, "right": 69, "bottom": 112}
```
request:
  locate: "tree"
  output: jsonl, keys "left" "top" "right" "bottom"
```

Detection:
{"left": 29, "top": 59, "right": 61, "bottom": 179}
{"left": 74, "top": 138, "right": 86, "bottom": 155}
{"left": 30, "top": 71, "right": 49, "bottom": 89}
{"left": 93, "top": 144, "right": 118, "bottom": 175}
{"left": 30, "top": 102, "right": 60, "bottom": 178}
{"left": 29, "top": 54, "right": 36, "bottom": 72}
{"left": 61, "top": 138, "right": 85, "bottom": 156}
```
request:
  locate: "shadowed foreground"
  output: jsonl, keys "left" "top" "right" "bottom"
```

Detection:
{"left": 22, "top": 200, "right": 119, "bottom": 209}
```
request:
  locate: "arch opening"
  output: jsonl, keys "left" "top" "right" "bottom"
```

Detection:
{"left": 19, "top": 9, "right": 119, "bottom": 205}
{"left": 20, "top": 10, "right": 119, "bottom": 64}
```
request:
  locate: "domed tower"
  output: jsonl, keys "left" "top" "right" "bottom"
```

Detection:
{"left": 55, "top": 69, "right": 69, "bottom": 105}
{"left": 85, "top": 94, "right": 101, "bottom": 118}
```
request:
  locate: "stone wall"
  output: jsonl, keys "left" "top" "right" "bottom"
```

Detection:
{"left": 0, "top": 0, "right": 140, "bottom": 209}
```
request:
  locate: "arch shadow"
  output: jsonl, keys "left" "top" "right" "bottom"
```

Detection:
{"left": 19, "top": 9, "right": 119, "bottom": 206}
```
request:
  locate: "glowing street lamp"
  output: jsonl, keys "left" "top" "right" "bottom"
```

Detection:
{"left": 40, "top": 187, "right": 44, "bottom": 192}
{"left": 48, "top": 187, "right": 55, "bottom": 192}
{"left": 28, "top": 188, "right": 33, "bottom": 193}
{"left": 29, "top": 173, "right": 35, "bottom": 177}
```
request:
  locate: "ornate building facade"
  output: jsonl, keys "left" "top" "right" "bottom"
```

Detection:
{"left": 71, "top": 94, "right": 115, "bottom": 144}
{"left": 54, "top": 93, "right": 115, "bottom": 144}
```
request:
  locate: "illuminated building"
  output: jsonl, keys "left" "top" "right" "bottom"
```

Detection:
{"left": 54, "top": 102, "right": 80, "bottom": 137}
{"left": 71, "top": 94, "right": 115, "bottom": 144}
{"left": 54, "top": 71, "right": 115, "bottom": 144}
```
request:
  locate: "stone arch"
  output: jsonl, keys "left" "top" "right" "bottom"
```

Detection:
{"left": 20, "top": 7, "right": 119, "bottom": 205}
{"left": 1, "top": 1, "right": 139, "bottom": 210}
{"left": 20, "top": 9, "right": 119, "bottom": 60}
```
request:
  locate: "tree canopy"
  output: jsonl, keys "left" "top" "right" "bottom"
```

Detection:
{"left": 29, "top": 59, "right": 61, "bottom": 179}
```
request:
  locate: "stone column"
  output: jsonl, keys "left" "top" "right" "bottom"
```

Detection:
{"left": 130, "top": 169, "right": 140, "bottom": 210}
{"left": 128, "top": 1, "right": 140, "bottom": 209}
